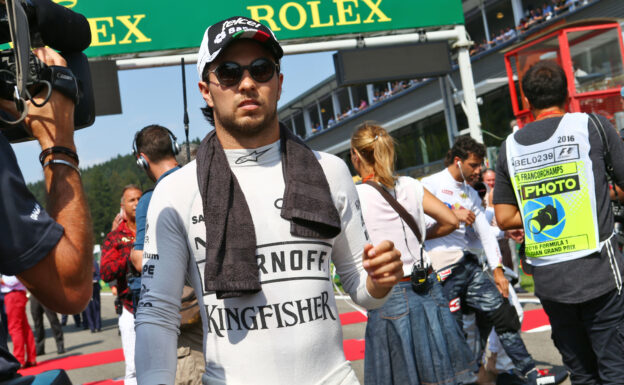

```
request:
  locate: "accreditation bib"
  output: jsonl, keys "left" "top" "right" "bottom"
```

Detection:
{"left": 506, "top": 113, "right": 601, "bottom": 266}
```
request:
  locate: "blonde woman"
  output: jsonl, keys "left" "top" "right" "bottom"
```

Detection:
{"left": 351, "top": 123, "right": 476, "bottom": 385}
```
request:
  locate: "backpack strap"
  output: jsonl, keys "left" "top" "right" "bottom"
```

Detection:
{"left": 588, "top": 113, "right": 620, "bottom": 203}
{"left": 363, "top": 181, "right": 423, "bottom": 243}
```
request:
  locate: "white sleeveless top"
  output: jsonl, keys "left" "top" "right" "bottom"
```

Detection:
{"left": 356, "top": 176, "right": 430, "bottom": 276}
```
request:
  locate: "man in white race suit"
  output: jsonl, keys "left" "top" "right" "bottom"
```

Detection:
{"left": 134, "top": 16, "right": 403, "bottom": 385}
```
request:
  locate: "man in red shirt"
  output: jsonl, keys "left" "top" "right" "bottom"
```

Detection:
{"left": 101, "top": 185, "right": 141, "bottom": 385}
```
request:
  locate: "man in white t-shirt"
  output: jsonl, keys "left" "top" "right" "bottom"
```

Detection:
{"left": 134, "top": 16, "right": 403, "bottom": 385}
{"left": 422, "top": 136, "right": 555, "bottom": 384}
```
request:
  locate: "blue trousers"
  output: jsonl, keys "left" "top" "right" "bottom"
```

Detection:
{"left": 0, "top": 294, "right": 8, "bottom": 350}
{"left": 439, "top": 256, "right": 535, "bottom": 376}
{"left": 84, "top": 283, "right": 101, "bottom": 332}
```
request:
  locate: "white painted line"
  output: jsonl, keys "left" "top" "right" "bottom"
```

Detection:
{"left": 518, "top": 298, "right": 541, "bottom": 304}
{"left": 525, "top": 325, "right": 551, "bottom": 333}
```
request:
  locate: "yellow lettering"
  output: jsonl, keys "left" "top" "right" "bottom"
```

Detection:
{"left": 535, "top": 183, "right": 547, "bottom": 196}
{"left": 53, "top": 0, "right": 77, "bottom": 8}
{"left": 279, "top": 2, "right": 307, "bottom": 30}
{"left": 87, "top": 17, "right": 116, "bottom": 46}
{"left": 361, "top": 0, "right": 391, "bottom": 23}
{"left": 247, "top": 5, "right": 282, "bottom": 31}
{"left": 565, "top": 178, "right": 576, "bottom": 189}
{"left": 333, "top": 0, "right": 361, "bottom": 25}
{"left": 546, "top": 182, "right": 556, "bottom": 194}
{"left": 116, "top": 15, "right": 151, "bottom": 44}
{"left": 307, "top": 1, "right": 334, "bottom": 28}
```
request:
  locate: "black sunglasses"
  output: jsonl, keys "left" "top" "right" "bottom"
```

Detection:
{"left": 210, "top": 58, "right": 279, "bottom": 87}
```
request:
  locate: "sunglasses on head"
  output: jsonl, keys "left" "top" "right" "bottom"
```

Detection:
{"left": 210, "top": 58, "right": 279, "bottom": 87}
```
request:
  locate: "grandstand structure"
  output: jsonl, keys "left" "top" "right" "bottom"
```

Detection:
{"left": 278, "top": 0, "right": 624, "bottom": 176}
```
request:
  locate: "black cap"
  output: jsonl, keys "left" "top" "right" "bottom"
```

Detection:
{"left": 197, "top": 16, "right": 284, "bottom": 79}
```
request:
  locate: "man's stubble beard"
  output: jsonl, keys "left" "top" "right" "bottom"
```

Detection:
{"left": 216, "top": 103, "right": 279, "bottom": 139}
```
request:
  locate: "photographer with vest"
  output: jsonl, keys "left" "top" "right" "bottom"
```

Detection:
{"left": 494, "top": 60, "right": 624, "bottom": 384}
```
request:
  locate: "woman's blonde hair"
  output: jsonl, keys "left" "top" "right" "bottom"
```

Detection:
{"left": 350, "top": 122, "right": 397, "bottom": 189}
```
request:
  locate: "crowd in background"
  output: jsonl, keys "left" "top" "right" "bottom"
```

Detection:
{"left": 312, "top": 80, "right": 422, "bottom": 134}
{"left": 470, "top": 0, "right": 593, "bottom": 56}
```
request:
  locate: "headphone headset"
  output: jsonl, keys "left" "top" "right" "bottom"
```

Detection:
{"left": 132, "top": 126, "right": 181, "bottom": 170}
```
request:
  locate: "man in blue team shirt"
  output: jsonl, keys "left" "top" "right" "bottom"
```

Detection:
{"left": 130, "top": 124, "right": 180, "bottom": 271}
{"left": 130, "top": 125, "right": 206, "bottom": 384}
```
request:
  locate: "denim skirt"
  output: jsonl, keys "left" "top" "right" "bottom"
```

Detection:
{"left": 364, "top": 274, "right": 476, "bottom": 385}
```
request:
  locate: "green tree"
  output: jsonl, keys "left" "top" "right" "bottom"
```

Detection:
{"left": 27, "top": 139, "right": 201, "bottom": 244}
{"left": 28, "top": 153, "right": 153, "bottom": 244}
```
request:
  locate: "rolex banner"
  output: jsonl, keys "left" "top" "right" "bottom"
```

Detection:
{"left": 53, "top": 0, "right": 464, "bottom": 58}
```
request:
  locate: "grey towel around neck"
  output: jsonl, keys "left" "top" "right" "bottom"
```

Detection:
{"left": 196, "top": 124, "right": 341, "bottom": 299}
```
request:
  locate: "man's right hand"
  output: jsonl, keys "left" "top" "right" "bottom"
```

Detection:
{"left": 112, "top": 213, "right": 123, "bottom": 231}
{"left": 25, "top": 48, "right": 76, "bottom": 150}
{"left": 505, "top": 229, "right": 525, "bottom": 243}
{"left": 452, "top": 207, "right": 476, "bottom": 226}
{"left": 0, "top": 47, "right": 76, "bottom": 150}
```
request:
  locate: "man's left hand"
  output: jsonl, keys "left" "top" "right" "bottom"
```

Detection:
{"left": 362, "top": 240, "right": 403, "bottom": 298}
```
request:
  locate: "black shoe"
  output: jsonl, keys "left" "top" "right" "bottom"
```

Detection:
{"left": 56, "top": 342, "right": 65, "bottom": 355}
{"left": 496, "top": 371, "right": 525, "bottom": 385}
{"left": 57, "top": 347, "right": 65, "bottom": 354}
{"left": 525, "top": 368, "right": 568, "bottom": 385}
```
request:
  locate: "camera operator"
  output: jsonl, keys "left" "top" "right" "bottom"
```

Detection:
{"left": 0, "top": 47, "right": 93, "bottom": 315}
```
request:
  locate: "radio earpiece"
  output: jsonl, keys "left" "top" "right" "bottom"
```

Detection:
{"left": 457, "top": 160, "right": 467, "bottom": 183}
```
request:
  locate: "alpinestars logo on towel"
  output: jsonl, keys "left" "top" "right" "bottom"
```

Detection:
{"left": 235, "top": 149, "right": 271, "bottom": 164}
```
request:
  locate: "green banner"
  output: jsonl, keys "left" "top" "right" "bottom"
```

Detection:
{"left": 54, "top": 0, "right": 464, "bottom": 58}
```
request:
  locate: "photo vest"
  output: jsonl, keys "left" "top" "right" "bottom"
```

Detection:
{"left": 506, "top": 112, "right": 603, "bottom": 266}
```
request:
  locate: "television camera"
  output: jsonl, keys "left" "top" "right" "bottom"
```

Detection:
{"left": 0, "top": 0, "right": 94, "bottom": 142}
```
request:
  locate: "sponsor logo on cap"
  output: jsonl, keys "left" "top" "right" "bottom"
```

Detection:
{"left": 223, "top": 17, "right": 262, "bottom": 29}
{"left": 214, "top": 31, "right": 226, "bottom": 44}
